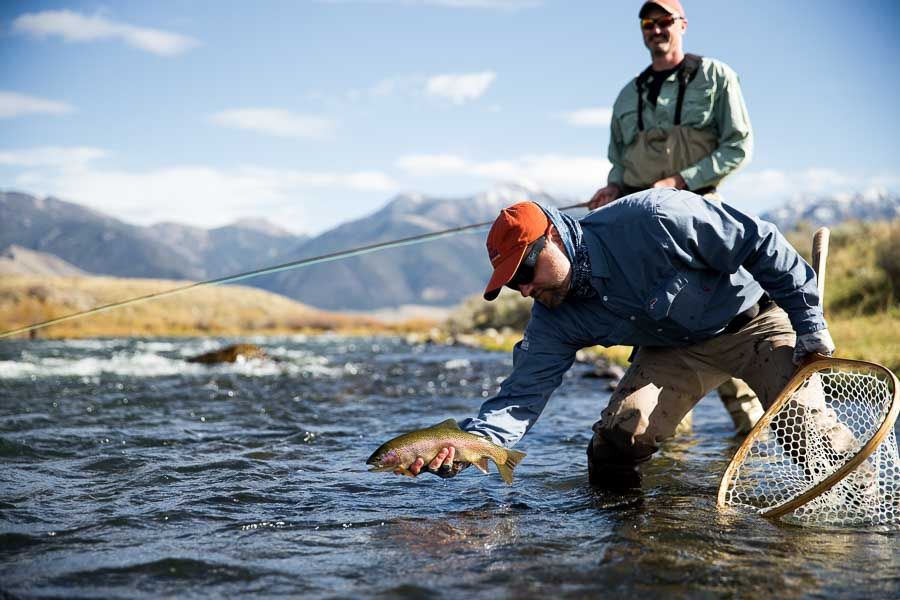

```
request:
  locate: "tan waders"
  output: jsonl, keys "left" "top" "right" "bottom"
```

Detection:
{"left": 587, "top": 305, "right": 796, "bottom": 488}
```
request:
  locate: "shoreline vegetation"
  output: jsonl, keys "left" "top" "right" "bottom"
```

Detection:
{"left": 0, "top": 275, "right": 431, "bottom": 339}
{"left": 1, "top": 220, "right": 897, "bottom": 371}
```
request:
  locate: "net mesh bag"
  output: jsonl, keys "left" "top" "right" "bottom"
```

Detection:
{"left": 718, "top": 359, "right": 900, "bottom": 528}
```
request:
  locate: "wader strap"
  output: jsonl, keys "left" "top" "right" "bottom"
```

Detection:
{"left": 636, "top": 53, "right": 703, "bottom": 131}
{"left": 674, "top": 53, "right": 702, "bottom": 126}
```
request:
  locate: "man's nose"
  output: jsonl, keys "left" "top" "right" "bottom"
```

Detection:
{"left": 518, "top": 283, "right": 534, "bottom": 298}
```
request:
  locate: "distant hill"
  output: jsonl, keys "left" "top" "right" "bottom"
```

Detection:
{"left": 6, "top": 186, "right": 896, "bottom": 313}
{"left": 760, "top": 190, "right": 899, "bottom": 231}
{"left": 253, "top": 183, "right": 568, "bottom": 310}
{"left": 0, "top": 245, "right": 89, "bottom": 276}
{"left": 1, "top": 185, "right": 569, "bottom": 312}
{"left": 0, "top": 191, "right": 306, "bottom": 281}
{"left": 146, "top": 219, "right": 299, "bottom": 279}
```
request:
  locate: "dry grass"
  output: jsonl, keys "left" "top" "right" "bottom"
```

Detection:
{"left": 0, "top": 274, "right": 387, "bottom": 339}
{"left": 828, "top": 308, "right": 900, "bottom": 371}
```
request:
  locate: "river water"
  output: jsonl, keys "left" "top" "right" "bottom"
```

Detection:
{"left": 1, "top": 336, "right": 898, "bottom": 598}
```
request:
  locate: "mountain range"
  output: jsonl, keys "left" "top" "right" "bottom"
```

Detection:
{"left": 1, "top": 187, "right": 896, "bottom": 311}
{"left": 759, "top": 190, "right": 899, "bottom": 231}
{"left": 0, "top": 185, "right": 564, "bottom": 311}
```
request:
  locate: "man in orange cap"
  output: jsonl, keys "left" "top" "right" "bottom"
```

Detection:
{"left": 588, "top": 0, "right": 760, "bottom": 435}
{"left": 401, "top": 189, "right": 835, "bottom": 488}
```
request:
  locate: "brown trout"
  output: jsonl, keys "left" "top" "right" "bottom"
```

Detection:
{"left": 366, "top": 418, "right": 526, "bottom": 484}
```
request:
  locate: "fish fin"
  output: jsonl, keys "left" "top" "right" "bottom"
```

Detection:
{"left": 506, "top": 449, "right": 526, "bottom": 469}
{"left": 394, "top": 466, "right": 417, "bottom": 478}
{"left": 368, "top": 465, "right": 396, "bottom": 473}
{"left": 472, "top": 457, "right": 490, "bottom": 474}
{"left": 495, "top": 449, "right": 527, "bottom": 485}
{"left": 428, "top": 418, "right": 461, "bottom": 431}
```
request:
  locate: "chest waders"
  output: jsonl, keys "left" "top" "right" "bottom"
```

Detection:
{"left": 621, "top": 53, "right": 719, "bottom": 197}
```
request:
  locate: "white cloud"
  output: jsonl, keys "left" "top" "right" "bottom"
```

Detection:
{"left": 12, "top": 10, "right": 199, "bottom": 56}
{"left": 425, "top": 71, "right": 496, "bottom": 105}
{"left": 560, "top": 107, "right": 613, "bottom": 127}
{"left": 397, "top": 152, "right": 610, "bottom": 195}
{"left": 395, "top": 154, "right": 469, "bottom": 174}
{"left": 210, "top": 109, "right": 336, "bottom": 139}
{"left": 0, "top": 146, "right": 106, "bottom": 168}
{"left": 4, "top": 146, "right": 400, "bottom": 231}
{"left": 0, "top": 92, "right": 74, "bottom": 118}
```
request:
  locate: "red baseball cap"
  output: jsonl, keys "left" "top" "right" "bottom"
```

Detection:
{"left": 483, "top": 202, "right": 549, "bottom": 301}
{"left": 639, "top": 0, "right": 685, "bottom": 18}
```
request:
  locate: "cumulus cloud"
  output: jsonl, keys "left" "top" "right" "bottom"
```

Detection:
{"left": 425, "top": 71, "right": 496, "bottom": 105}
{"left": 394, "top": 154, "right": 469, "bottom": 174}
{"left": 0, "top": 146, "right": 105, "bottom": 168}
{"left": 12, "top": 10, "right": 199, "bottom": 56}
{"left": 397, "top": 152, "right": 610, "bottom": 194}
{"left": 560, "top": 107, "right": 613, "bottom": 127}
{"left": 210, "top": 108, "right": 336, "bottom": 139}
{"left": 4, "top": 146, "right": 400, "bottom": 231}
{"left": 0, "top": 92, "right": 74, "bottom": 119}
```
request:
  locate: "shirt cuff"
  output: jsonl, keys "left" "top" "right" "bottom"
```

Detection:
{"left": 679, "top": 165, "right": 706, "bottom": 191}
{"left": 789, "top": 308, "right": 827, "bottom": 336}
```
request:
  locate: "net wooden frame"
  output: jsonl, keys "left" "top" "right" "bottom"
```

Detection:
{"left": 716, "top": 355, "right": 900, "bottom": 519}
{"left": 717, "top": 227, "right": 900, "bottom": 524}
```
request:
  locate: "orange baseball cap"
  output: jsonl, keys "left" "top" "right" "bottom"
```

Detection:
{"left": 483, "top": 202, "right": 550, "bottom": 301}
{"left": 640, "top": 0, "right": 685, "bottom": 18}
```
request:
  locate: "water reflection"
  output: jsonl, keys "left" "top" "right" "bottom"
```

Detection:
{"left": 0, "top": 336, "right": 897, "bottom": 598}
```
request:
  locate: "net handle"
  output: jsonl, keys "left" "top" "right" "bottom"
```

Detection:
{"left": 801, "top": 227, "right": 831, "bottom": 366}
{"left": 812, "top": 227, "right": 830, "bottom": 303}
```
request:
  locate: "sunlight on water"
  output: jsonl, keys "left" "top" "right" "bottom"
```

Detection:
{"left": 0, "top": 336, "right": 897, "bottom": 598}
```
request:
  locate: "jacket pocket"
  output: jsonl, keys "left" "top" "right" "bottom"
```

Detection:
{"left": 646, "top": 273, "right": 708, "bottom": 329}
{"left": 682, "top": 86, "right": 715, "bottom": 128}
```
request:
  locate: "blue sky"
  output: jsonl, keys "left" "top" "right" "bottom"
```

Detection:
{"left": 1, "top": 0, "right": 899, "bottom": 234}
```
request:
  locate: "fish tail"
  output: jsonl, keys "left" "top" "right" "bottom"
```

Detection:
{"left": 495, "top": 449, "right": 526, "bottom": 485}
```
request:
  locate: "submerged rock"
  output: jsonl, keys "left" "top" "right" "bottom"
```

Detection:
{"left": 186, "top": 343, "right": 268, "bottom": 364}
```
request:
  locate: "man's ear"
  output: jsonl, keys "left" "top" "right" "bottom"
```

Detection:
{"left": 547, "top": 225, "right": 567, "bottom": 252}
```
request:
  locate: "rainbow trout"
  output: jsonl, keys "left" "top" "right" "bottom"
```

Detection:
{"left": 367, "top": 418, "right": 526, "bottom": 484}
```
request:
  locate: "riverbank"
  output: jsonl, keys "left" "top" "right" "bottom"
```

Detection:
{"left": 0, "top": 274, "right": 421, "bottom": 339}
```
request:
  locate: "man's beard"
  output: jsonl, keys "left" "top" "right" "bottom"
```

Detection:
{"left": 649, "top": 34, "right": 669, "bottom": 56}
{"left": 536, "top": 282, "right": 570, "bottom": 309}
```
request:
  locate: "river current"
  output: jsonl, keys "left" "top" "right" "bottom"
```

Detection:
{"left": 1, "top": 336, "right": 898, "bottom": 598}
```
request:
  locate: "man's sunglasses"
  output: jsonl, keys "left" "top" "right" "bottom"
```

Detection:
{"left": 640, "top": 15, "right": 682, "bottom": 31}
{"left": 506, "top": 235, "right": 547, "bottom": 290}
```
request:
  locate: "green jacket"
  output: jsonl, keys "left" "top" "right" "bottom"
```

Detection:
{"left": 608, "top": 56, "right": 753, "bottom": 191}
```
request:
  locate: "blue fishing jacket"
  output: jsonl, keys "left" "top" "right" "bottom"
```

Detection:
{"left": 461, "top": 188, "right": 825, "bottom": 447}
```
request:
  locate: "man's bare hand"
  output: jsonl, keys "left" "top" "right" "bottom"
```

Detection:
{"left": 395, "top": 446, "right": 468, "bottom": 479}
{"left": 588, "top": 184, "right": 622, "bottom": 210}
{"left": 652, "top": 174, "right": 687, "bottom": 189}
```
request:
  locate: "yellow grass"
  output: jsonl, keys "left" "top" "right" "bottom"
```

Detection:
{"left": 828, "top": 309, "right": 900, "bottom": 371}
{"left": 0, "top": 274, "right": 385, "bottom": 339}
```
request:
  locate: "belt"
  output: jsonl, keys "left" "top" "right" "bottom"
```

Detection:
{"left": 722, "top": 293, "right": 774, "bottom": 334}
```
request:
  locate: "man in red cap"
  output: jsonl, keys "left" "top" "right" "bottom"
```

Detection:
{"left": 587, "top": 0, "right": 760, "bottom": 435}
{"left": 399, "top": 189, "right": 836, "bottom": 488}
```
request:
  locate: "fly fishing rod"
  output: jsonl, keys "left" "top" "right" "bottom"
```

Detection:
{"left": 0, "top": 201, "right": 590, "bottom": 339}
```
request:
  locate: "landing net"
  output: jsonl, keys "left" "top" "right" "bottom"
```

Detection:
{"left": 718, "top": 358, "right": 900, "bottom": 529}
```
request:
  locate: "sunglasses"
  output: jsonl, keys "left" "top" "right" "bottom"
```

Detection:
{"left": 640, "top": 15, "right": 682, "bottom": 31}
{"left": 506, "top": 235, "right": 547, "bottom": 290}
